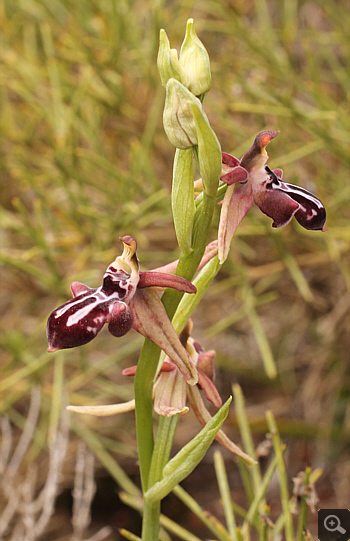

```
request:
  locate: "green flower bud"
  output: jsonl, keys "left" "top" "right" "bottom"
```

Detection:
{"left": 157, "top": 29, "right": 188, "bottom": 88}
{"left": 163, "top": 79, "right": 221, "bottom": 195}
{"left": 163, "top": 78, "right": 201, "bottom": 149}
{"left": 179, "top": 19, "right": 211, "bottom": 97}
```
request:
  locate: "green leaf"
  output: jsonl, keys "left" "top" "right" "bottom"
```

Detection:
{"left": 191, "top": 103, "right": 222, "bottom": 196}
{"left": 144, "top": 397, "right": 232, "bottom": 503}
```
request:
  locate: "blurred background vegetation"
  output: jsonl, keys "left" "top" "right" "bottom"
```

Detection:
{"left": 0, "top": 0, "right": 349, "bottom": 539}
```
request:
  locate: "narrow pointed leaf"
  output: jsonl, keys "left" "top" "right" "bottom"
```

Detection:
{"left": 191, "top": 103, "right": 222, "bottom": 196}
{"left": 187, "top": 385, "right": 256, "bottom": 464}
{"left": 144, "top": 398, "right": 232, "bottom": 503}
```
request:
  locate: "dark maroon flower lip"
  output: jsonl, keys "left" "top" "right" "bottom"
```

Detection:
{"left": 264, "top": 166, "right": 327, "bottom": 231}
{"left": 46, "top": 236, "right": 200, "bottom": 386}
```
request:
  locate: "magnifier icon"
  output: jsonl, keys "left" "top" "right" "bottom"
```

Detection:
{"left": 324, "top": 515, "right": 346, "bottom": 534}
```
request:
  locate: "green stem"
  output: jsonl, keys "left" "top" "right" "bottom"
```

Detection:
{"left": 162, "top": 190, "right": 217, "bottom": 319}
{"left": 149, "top": 415, "right": 179, "bottom": 487}
{"left": 266, "top": 410, "right": 294, "bottom": 541}
{"left": 141, "top": 501, "right": 161, "bottom": 541}
{"left": 135, "top": 188, "right": 217, "bottom": 541}
{"left": 134, "top": 339, "right": 161, "bottom": 491}
{"left": 135, "top": 189, "right": 217, "bottom": 492}
{"left": 296, "top": 467, "right": 311, "bottom": 541}
{"left": 135, "top": 339, "right": 164, "bottom": 541}
{"left": 214, "top": 450, "right": 238, "bottom": 541}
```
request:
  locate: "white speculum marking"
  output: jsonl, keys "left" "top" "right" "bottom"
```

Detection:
{"left": 65, "top": 289, "right": 121, "bottom": 327}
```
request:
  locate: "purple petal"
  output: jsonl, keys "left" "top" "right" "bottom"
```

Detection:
{"left": 222, "top": 152, "right": 240, "bottom": 167}
{"left": 138, "top": 271, "right": 197, "bottom": 294}
{"left": 130, "top": 289, "right": 198, "bottom": 385}
{"left": 197, "top": 349, "right": 216, "bottom": 380}
{"left": 220, "top": 166, "right": 248, "bottom": 186}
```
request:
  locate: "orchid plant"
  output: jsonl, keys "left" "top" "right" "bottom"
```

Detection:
{"left": 46, "top": 19, "right": 326, "bottom": 541}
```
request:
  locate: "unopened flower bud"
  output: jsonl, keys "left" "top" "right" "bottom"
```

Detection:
{"left": 180, "top": 19, "right": 211, "bottom": 96}
{"left": 163, "top": 78, "right": 201, "bottom": 149}
{"left": 157, "top": 29, "right": 188, "bottom": 88}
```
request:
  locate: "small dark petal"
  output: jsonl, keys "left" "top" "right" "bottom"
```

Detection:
{"left": 273, "top": 168, "right": 283, "bottom": 179}
{"left": 221, "top": 152, "right": 240, "bottom": 168}
{"left": 47, "top": 296, "right": 109, "bottom": 351}
{"left": 220, "top": 166, "right": 248, "bottom": 186}
{"left": 108, "top": 302, "right": 134, "bottom": 337}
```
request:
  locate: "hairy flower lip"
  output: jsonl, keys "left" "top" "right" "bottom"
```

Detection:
{"left": 263, "top": 165, "right": 327, "bottom": 231}
{"left": 46, "top": 236, "right": 199, "bottom": 385}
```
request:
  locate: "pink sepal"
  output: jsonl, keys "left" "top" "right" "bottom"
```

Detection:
{"left": 130, "top": 289, "right": 198, "bottom": 385}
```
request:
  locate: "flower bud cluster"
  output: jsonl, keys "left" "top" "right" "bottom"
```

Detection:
{"left": 157, "top": 19, "right": 211, "bottom": 97}
{"left": 158, "top": 19, "right": 222, "bottom": 197}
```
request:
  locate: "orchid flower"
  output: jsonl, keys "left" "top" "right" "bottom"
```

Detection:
{"left": 68, "top": 320, "right": 255, "bottom": 464}
{"left": 218, "top": 130, "right": 327, "bottom": 263}
{"left": 46, "top": 236, "right": 199, "bottom": 384}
